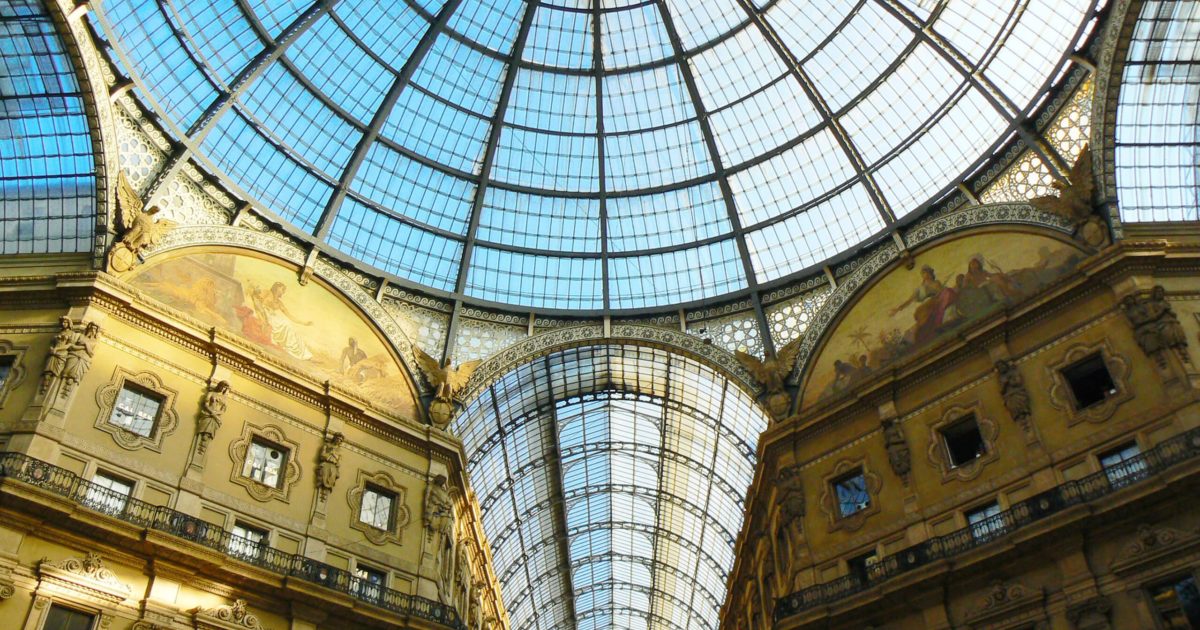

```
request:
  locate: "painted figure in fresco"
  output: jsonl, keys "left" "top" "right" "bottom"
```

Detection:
{"left": 249, "top": 282, "right": 314, "bottom": 361}
{"left": 889, "top": 265, "right": 959, "bottom": 344}
{"left": 196, "top": 380, "right": 231, "bottom": 454}
{"left": 41, "top": 316, "right": 74, "bottom": 395}
{"left": 61, "top": 322, "right": 100, "bottom": 397}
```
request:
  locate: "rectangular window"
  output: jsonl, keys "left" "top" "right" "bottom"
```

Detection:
{"left": 1149, "top": 574, "right": 1200, "bottom": 629}
{"left": 847, "top": 550, "right": 878, "bottom": 584}
{"left": 832, "top": 470, "right": 870, "bottom": 518}
{"left": 242, "top": 438, "right": 287, "bottom": 488}
{"left": 967, "top": 502, "right": 1003, "bottom": 541}
{"left": 354, "top": 564, "right": 387, "bottom": 602}
{"left": 86, "top": 471, "right": 133, "bottom": 514}
{"left": 109, "top": 384, "right": 164, "bottom": 437}
{"left": 1061, "top": 353, "right": 1117, "bottom": 410}
{"left": 228, "top": 521, "right": 269, "bottom": 560}
{"left": 1100, "top": 442, "right": 1146, "bottom": 488}
{"left": 360, "top": 485, "right": 396, "bottom": 531}
{"left": 43, "top": 604, "right": 95, "bottom": 630}
{"left": 0, "top": 355, "right": 13, "bottom": 389}
{"left": 941, "top": 415, "right": 987, "bottom": 467}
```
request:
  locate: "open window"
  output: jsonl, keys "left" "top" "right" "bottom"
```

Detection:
{"left": 941, "top": 414, "right": 987, "bottom": 468}
{"left": 1061, "top": 353, "right": 1118, "bottom": 410}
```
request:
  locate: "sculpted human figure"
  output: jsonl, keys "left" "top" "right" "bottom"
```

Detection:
{"left": 773, "top": 465, "right": 806, "bottom": 584}
{"left": 60, "top": 322, "right": 100, "bottom": 397}
{"left": 424, "top": 474, "right": 456, "bottom": 597}
{"left": 40, "top": 316, "right": 74, "bottom": 395}
{"left": 316, "top": 432, "right": 344, "bottom": 500}
{"left": 1122, "top": 286, "right": 1189, "bottom": 364}
{"left": 882, "top": 418, "right": 912, "bottom": 484}
{"left": 995, "top": 360, "right": 1031, "bottom": 429}
{"left": 196, "top": 380, "right": 230, "bottom": 454}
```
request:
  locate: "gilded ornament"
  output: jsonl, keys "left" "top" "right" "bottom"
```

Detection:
{"left": 735, "top": 336, "right": 802, "bottom": 420}
{"left": 108, "top": 172, "right": 175, "bottom": 273}
{"left": 1030, "top": 144, "right": 1109, "bottom": 248}
{"left": 414, "top": 347, "right": 481, "bottom": 428}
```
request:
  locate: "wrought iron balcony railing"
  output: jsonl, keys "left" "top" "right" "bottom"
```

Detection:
{"left": 775, "top": 426, "right": 1200, "bottom": 621}
{"left": 0, "top": 452, "right": 464, "bottom": 629}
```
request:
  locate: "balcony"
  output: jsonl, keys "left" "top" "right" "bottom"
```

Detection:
{"left": 0, "top": 452, "right": 464, "bottom": 629}
{"left": 775, "top": 426, "right": 1200, "bottom": 621}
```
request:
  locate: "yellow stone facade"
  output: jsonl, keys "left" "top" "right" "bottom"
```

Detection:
{"left": 0, "top": 249, "right": 508, "bottom": 629}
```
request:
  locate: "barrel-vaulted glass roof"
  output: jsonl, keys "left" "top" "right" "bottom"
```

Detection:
{"left": 452, "top": 345, "right": 769, "bottom": 630}
{"left": 94, "top": 0, "right": 1096, "bottom": 311}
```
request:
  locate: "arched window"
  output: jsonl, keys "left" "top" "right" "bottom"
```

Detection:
{"left": 0, "top": 0, "right": 95, "bottom": 254}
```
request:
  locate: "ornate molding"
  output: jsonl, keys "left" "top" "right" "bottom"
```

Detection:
{"left": 192, "top": 599, "right": 266, "bottom": 630}
{"left": 460, "top": 324, "right": 757, "bottom": 407}
{"left": 37, "top": 552, "right": 132, "bottom": 604}
{"left": 347, "top": 469, "right": 412, "bottom": 546}
{"left": 93, "top": 367, "right": 179, "bottom": 452}
{"left": 1110, "top": 523, "right": 1200, "bottom": 576}
{"left": 925, "top": 403, "right": 999, "bottom": 483}
{"left": 964, "top": 579, "right": 1047, "bottom": 629}
{"left": 228, "top": 423, "right": 301, "bottom": 503}
{"left": 1046, "top": 340, "right": 1132, "bottom": 426}
{"left": 817, "top": 458, "right": 881, "bottom": 534}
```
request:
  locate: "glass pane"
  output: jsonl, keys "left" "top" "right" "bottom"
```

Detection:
{"left": 44, "top": 605, "right": 95, "bottom": 630}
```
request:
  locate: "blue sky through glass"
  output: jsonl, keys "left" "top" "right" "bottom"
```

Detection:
{"left": 93, "top": 0, "right": 1096, "bottom": 312}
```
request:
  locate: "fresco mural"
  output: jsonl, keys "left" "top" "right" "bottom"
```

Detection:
{"left": 129, "top": 252, "right": 418, "bottom": 418}
{"left": 803, "top": 231, "right": 1085, "bottom": 405}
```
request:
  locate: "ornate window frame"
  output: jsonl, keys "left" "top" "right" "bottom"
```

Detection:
{"left": 0, "top": 339, "right": 28, "bottom": 409}
{"left": 347, "top": 470, "right": 411, "bottom": 546}
{"left": 22, "top": 552, "right": 131, "bottom": 630}
{"left": 926, "top": 403, "right": 999, "bottom": 483}
{"left": 1046, "top": 340, "right": 1132, "bottom": 425}
{"left": 228, "top": 423, "right": 301, "bottom": 503}
{"left": 818, "top": 459, "right": 881, "bottom": 533}
{"left": 93, "top": 367, "right": 179, "bottom": 452}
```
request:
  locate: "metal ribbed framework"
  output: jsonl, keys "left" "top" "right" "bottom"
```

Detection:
{"left": 451, "top": 345, "right": 770, "bottom": 630}
{"left": 93, "top": 0, "right": 1101, "bottom": 315}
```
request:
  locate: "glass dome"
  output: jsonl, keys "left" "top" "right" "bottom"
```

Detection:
{"left": 95, "top": 0, "right": 1096, "bottom": 312}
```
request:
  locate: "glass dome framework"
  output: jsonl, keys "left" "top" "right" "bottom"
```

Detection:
{"left": 451, "top": 344, "right": 771, "bottom": 630}
{"left": 92, "top": 0, "right": 1099, "bottom": 314}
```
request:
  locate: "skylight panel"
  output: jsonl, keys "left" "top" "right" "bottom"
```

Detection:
{"left": 689, "top": 24, "right": 787, "bottom": 111}
{"left": 466, "top": 247, "right": 604, "bottom": 310}
{"left": 607, "top": 239, "right": 745, "bottom": 309}
{"left": 478, "top": 189, "right": 602, "bottom": 253}
{"left": 707, "top": 75, "right": 821, "bottom": 168}
{"left": 604, "top": 122, "right": 714, "bottom": 191}
{"left": 383, "top": 87, "right": 490, "bottom": 174}
{"left": 449, "top": 0, "right": 525, "bottom": 52}
{"left": 601, "top": 4, "right": 673, "bottom": 69}
{"left": 984, "top": 0, "right": 1090, "bottom": 110}
{"left": 606, "top": 183, "right": 731, "bottom": 253}
{"left": 728, "top": 128, "right": 858, "bottom": 227}
{"left": 602, "top": 65, "right": 695, "bottom": 133}
{"left": 351, "top": 142, "right": 474, "bottom": 234}
{"left": 506, "top": 69, "right": 597, "bottom": 134}
{"left": 288, "top": 17, "right": 391, "bottom": 123}
{"left": 414, "top": 35, "right": 507, "bottom": 118}
{"left": 763, "top": 0, "right": 858, "bottom": 63}
{"left": 327, "top": 197, "right": 464, "bottom": 291}
{"left": 245, "top": 0, "right": 312, "bottom": 38}
{"left": 661, "top": 0, "right": 745, "bottom": 51}
{"left": 238, "top": 64, "right": 360, "bottom": 177}
{"left": 171, "top": 0, "right": 263, "bottom": 87}
{"left": 932, "top": 0, "right": 1014, "bottom": 65}
{"left": 524, "top": 5, "right": 593, "bottom": 70}
{"left": 333, "top": 0, "right": 426, "bottom": 68}
{"left": 805, "top": 1, "right": 913, "bottom": 112}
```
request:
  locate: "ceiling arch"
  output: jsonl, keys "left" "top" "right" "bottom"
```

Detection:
{"left": 450, "top": 343, "right": 771, "bottom": 630}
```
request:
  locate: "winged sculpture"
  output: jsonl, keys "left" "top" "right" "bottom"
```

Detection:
{"left": 736, "top": 337, "right": 803, "bottom": 419}
{"left": 414, "top": 347, "right": 481, "bottom": 428}
{"left": 1031, "top": 144, "right": 1094, "bottom": 224}
{"left": 107, "top": 172, "right": 175, "bottom": 272}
